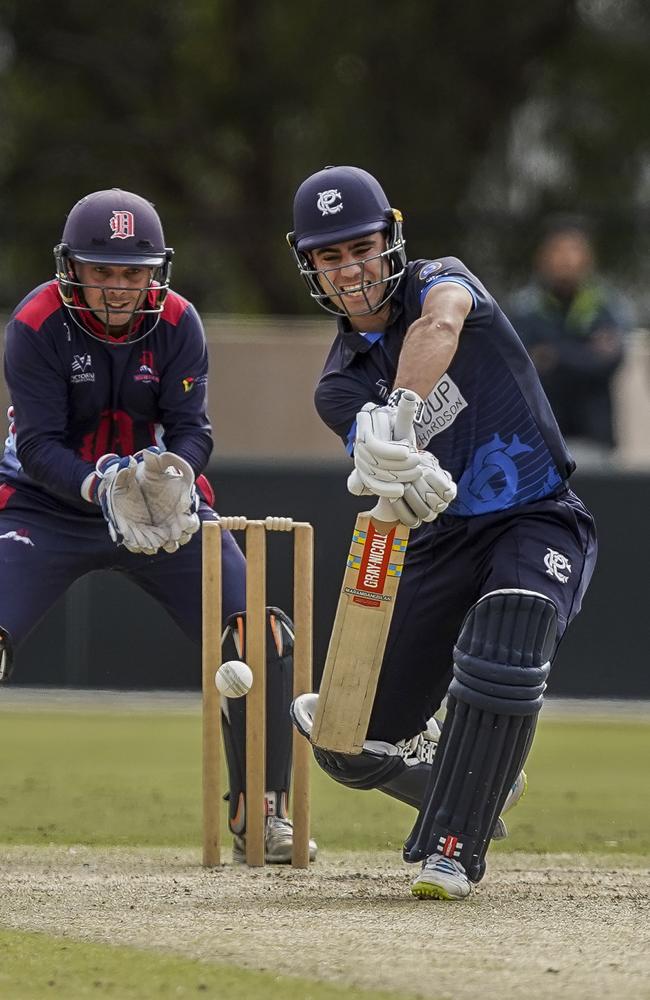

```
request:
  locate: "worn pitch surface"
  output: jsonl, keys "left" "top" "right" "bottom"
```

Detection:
{"left": 1, "top": 845, "right": 648, "bottom": 1000}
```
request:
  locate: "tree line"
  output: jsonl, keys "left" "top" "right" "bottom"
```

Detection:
{"left": 0, "top": 0, "right": 647, "bottom": 317}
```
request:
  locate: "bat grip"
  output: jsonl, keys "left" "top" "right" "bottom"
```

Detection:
{"left": 369, "top": 391, "right": 419, "bottom": 523}
{"left": 369, "top": 497, "right": 397, "bottom": 522}
{"left": 393, "top": 389, "right": 419, "bottom": 441}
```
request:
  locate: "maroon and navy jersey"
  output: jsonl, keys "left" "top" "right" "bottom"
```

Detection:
{"left": 0, "top": 280, "right": 212, "bottom": 513}
{"left": 315, "top": 257, "right": 575, "bottom": 517}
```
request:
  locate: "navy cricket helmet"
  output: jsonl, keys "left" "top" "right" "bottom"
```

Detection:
{"left": 287, "top": 165, "right": 406, "bottom": 316}
{"left": 54, "top": 189, "right": 174, "bottom": 343}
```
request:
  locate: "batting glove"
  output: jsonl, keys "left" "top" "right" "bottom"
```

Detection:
{"left": 351, "top": 401, "right": 421, "bottom": 500}
{"left": 389, "top": 452, "right": 457, "bottom": 527}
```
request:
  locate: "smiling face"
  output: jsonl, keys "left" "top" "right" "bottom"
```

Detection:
{"left": 73, "top": 262, "right": 154, "bottom": 328}
{"left": 309, "top": 232, "right": 391, "bottom": 326}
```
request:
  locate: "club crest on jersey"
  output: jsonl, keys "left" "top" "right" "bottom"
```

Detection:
{"left": 110, "top": 210, "right": 135, "bottom": 240}
{"left": 317, "top": 189, "right": 343, "bottom": 216}
{"left": 134, "top": 350, "right": 159, "bottom": 384}
{"left": 455, "top": 433, "right": 532, "bottom": 515}
{"left": 544, "top": 548, "right": 572, "bottom": 583}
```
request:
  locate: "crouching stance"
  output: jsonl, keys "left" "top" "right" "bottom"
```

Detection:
{"left": 287, "top": 164, "right": 596, "bottom": 898}
{"left": 0, "top": 188, "right": 316, "bottom": 863}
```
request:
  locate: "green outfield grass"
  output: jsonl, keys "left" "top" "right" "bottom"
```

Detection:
{"left": 0, "top": 928, "right": 412, "bottom": 1000}
{"left": 0, "top": 708, "right": 648, "bottom": 854}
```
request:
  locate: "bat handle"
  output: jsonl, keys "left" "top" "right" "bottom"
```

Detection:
{"left": 368, "top": 391, "right": 419, "bottom": 524}
{"left": 369, "top": 497, "right": 398, "bottom": 522}
{"left": 393, "top": 389, "right": 419, "bottom": 441}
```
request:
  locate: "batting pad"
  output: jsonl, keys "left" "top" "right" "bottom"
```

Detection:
{"left": 403, "top": 590, "right": 557, "bottom": 880}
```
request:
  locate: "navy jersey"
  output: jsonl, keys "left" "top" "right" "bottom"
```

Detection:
{"left": 0, "top": 280, "right": 212, "bottom": 513}
{"left": 315, "top": 257, "right": 575, "bottom": 517}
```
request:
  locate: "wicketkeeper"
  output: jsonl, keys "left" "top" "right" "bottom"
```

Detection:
{"left": 288, "top": 166, "right": 596, "bottom": 899}
{"left": 0, "top": 188, "right": 316, "bottom": 864}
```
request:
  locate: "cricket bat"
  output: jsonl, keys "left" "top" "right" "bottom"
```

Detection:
{"left": 311, "top": 390, "right": 419, "bottom": 754}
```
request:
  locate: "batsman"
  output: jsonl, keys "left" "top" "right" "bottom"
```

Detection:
{"left": 288, "top": 166, "right": 596, "bottom": 900}
{"left": 0, "top": 188, "right": 316, "bottom": 865}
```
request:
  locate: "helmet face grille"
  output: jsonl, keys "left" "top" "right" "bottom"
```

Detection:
{"left": 53, "top": 252, "right": 172, "bottom": 344}
{"left": 290, "top": 225, "right": 406, "bottom": 317}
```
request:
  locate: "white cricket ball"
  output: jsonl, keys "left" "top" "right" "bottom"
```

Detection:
{"left": 215, "top": 660, "right": 253, "bottom": 698}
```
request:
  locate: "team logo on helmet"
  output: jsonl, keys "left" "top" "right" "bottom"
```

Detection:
{"left": 316, "top": 189, "right": 343, "bottom": 216}
{"left": 109, "top": 210, "right": 135, "bottom": 240}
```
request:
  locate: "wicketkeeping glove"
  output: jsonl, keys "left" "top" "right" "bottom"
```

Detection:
{"left": 135, "top": 448, "right": 200, "bottom": 553}
{"left": 86, "top": 454, "right": 169, "bottom": 555}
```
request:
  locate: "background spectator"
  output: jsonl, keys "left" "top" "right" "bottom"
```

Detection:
{"left": 509, "top": 215, "right": 630, "bottom": 467}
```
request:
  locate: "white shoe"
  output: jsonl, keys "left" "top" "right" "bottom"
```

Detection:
{"left": 394, "top": 718, "right": 440, "bottom": 765}
{"left": 290, "top": 692, "right": 318, "bottom": 741}
{"left": 493, "top": 770, "right": 527, "bottom": 840}
{"left": 292, "top": 692, "right": 441, "bottom": 763}
{"left": 411, "top": 854, "right": 472, "bottom": 901}
{"left": 232, "top": 815, "right": 318, "bottom": 865}
{"left": 291, "top": 695, "right": 441, "bottom": 764}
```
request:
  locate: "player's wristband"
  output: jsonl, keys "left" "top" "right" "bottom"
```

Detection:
{"left": 80, "top": 453, "right": 124, "bottom": 504}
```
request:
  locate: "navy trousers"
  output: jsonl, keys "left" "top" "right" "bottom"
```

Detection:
{"left": 367, "top": 488, "right": 597, "bottom": 743}
{"left": 0, "top": 487, "right": 246, "bottom": 653}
